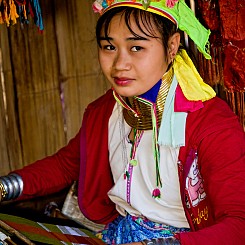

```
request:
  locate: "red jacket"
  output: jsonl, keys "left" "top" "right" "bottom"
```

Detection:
{"left": 16, "top": 89, "right": 245, "bottom": 244}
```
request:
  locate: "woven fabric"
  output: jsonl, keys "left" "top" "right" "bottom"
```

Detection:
{"left": 0, "top": 213, "right": 104, "bottom": 245}
{"left": 98, "top": 214, "right": 190, "bottom": 244}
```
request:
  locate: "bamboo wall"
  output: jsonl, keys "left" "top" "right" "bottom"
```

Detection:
{"left": 0, "top": 0, "right": 110, "bottom": 175}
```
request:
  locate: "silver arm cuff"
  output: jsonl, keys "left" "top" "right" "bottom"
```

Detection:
{"left": 0, "top": 173, "right": 23, "bottom": 201}
{"left": 142, "top": 237, "right": 180, "bottom": 245}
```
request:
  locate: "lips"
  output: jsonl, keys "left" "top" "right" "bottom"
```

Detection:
{"left": 114, "top": 77, "right": 134, "bottom": 86}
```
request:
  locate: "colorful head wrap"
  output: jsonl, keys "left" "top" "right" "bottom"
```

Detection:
{"left": 93, "top": 0, "right": 211, "bottom": 59}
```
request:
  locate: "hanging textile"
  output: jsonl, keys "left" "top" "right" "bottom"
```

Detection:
{"left": 197, "top": 0, "right": 245, "bottom": 129}
{"left": 0, "top": 0, "right": 44, "bottom": 31}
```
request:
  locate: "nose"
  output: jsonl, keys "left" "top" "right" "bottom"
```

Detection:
{"left": 113, "top": 50, "right": 131, "bottom": 71}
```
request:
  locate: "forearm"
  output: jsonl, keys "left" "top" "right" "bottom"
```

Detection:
{"left": 14, "top": 155, "right": 78, "bottom": 199}
{"left": 0, "top": 129, "right": 81, "bottom": 201}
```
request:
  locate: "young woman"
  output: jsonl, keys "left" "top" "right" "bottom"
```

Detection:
{"left": 1, "top": 1, "right": 245, "bottom": 244}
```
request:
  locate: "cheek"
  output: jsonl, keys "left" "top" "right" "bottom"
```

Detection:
{"left": 99, "top": 53, "right": 112, "bottom": 71}
{"left": 98, "top": 54, "right": 109, "bottom": 73}
{"left": 98, "top": 51, "right": 104, "bottom": 66}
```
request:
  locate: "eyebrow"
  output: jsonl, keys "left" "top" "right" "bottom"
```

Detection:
{"left": 98, "top": 36, "right": 149, "bottom": 41}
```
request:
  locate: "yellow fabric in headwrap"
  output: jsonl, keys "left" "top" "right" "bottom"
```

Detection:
{"left": 173, "top": 49, "right": 216, "bottom": 102}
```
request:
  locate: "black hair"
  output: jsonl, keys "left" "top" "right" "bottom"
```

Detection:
{"left": 96, "top": 6, "right": 178, "bottom": 54}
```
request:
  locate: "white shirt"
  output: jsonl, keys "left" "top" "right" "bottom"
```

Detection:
{"left": 108, "top": 103, "right": 189, "bottom": 228}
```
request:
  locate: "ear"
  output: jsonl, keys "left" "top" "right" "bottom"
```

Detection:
{"left": 167, "top": 32, "right": 180, "bottom": 63}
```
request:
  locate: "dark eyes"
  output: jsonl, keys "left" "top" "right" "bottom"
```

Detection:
{"left": 131, "top": 46, "right": 143, "bottom": 52}
{"left": 103, "top": 45, "right": 115, "bottom": 50}
{"left": 101, "top": 45, "right": 143, "bottom": 52}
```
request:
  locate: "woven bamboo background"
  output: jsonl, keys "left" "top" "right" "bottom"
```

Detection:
{"left": 0, "top": 0, "right": 110, "bottom": 175}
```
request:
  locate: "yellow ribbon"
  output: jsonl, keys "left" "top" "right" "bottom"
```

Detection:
{"left": 173, "top": 49, "right": 216, "bottom": 102}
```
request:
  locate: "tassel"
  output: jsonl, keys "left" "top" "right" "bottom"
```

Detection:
{"left": 136, "top": 97, "right": 162, "bottom": 196}
{"left": 152, "top": 188, "right": 161, "bottom": 198}
{"left": 29, "top": 0, "right": 43, "bottom": 31}
{"left": 0, "top": 2, "right": 4, "bottom": 24}
{"left": 2, "top": 0, "right": 10, "bottom": 26}
{"left": 0, "top": 0, "right": 43, "bottom": 30}
{"left": 9, "top": 0, "right": 19, "bottom": 25}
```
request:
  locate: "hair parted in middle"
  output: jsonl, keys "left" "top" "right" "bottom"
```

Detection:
{"left": 96, "top": 6, "right": 179, "bottom": 55}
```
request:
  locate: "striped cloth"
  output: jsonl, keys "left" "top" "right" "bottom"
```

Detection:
{"left": 0, "top": 213, "right": 104, "bottom": 245}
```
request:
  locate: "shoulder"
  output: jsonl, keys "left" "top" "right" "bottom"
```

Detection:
{"left": 187, "top": 96, "right": 241, "bottom": 129}
{"left": 186, "top": 96, "right": 243, "bottom": 143}
{"left": 190, "top": 96, "right": 236, "bottom": 120}
{"left": 86, "top": 89, "right": 115, "bottom": 110}
{"left": 82, "top": 89, "right": 116, "bottom": 126}
{"left": 202, "top": 96, "right": 236, "bottom": 117}
{"left": 83, "top": 89, "right": 116, "bottom": 118}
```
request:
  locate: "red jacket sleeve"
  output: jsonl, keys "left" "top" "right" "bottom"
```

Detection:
{"left": 13, "top": 129, "right": 81, "bottom": 200}
{"left": 179, "top": 98, "right": 245, "bottom": 244}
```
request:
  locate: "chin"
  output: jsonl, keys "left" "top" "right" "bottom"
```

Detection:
{"left": 112, "top": 86, "right": 141, "bottom": 98}
{"left": 114, "top": 90, "right": 138, "bottom": 98}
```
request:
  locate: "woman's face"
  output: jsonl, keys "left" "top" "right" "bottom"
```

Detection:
{"left": 98, "top": 13, "right": 171, "bottom": 97}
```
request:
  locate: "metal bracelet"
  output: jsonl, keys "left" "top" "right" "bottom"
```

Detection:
{"left": 0, "top": 182, "right": 7, "bottom": 202}
{"left": 0, "top": 174, "right": 23, "bottom": 201}
{"left": 142, "top": 240, "right": 155, "bottom": 245}
{"left": 10, "top": 173, "right": 23, "bottom": 198}
{"left": 0, "top": 177, "right": 14, "bottom": 200}
{"left": 163, "top": 237, "right": 180, "bottom": 245}
{"left": 142, "top": 237, "right": 180, "bottom": 245}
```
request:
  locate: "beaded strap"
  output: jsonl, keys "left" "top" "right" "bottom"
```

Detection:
{"left": 0, "top": 174, "right": 23, "bottom": 201}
